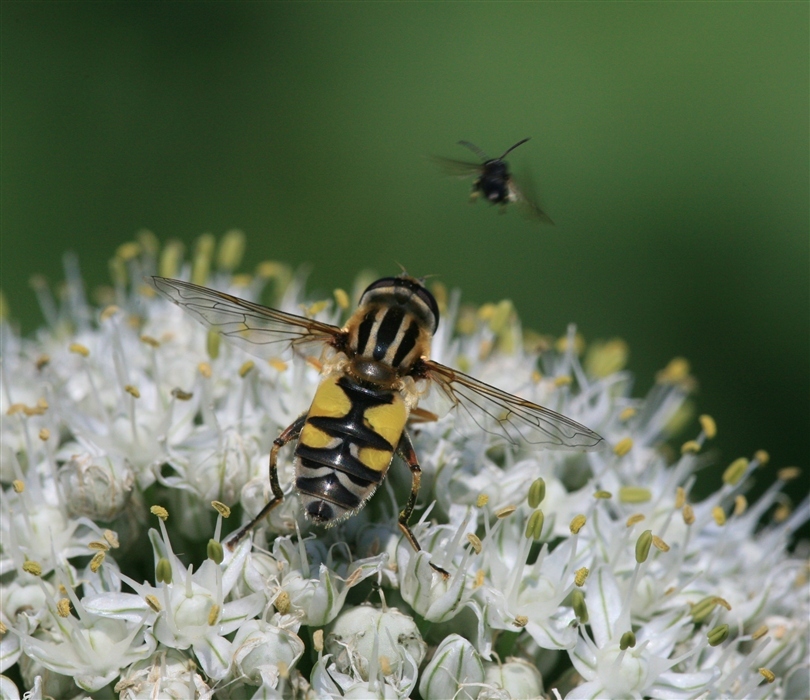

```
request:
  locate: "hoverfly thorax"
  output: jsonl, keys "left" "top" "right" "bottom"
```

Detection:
{"left": 345, "top": 275, "right": 439, "bottom": 384}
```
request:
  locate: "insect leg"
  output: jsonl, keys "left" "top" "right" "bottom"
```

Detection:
{"left": 395, "top": 430, "right": 449, "bottom": 578}
{"left": 226, "top": 413, "right": 307, "bottom": 550}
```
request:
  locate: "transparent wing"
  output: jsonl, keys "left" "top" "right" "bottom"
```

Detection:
{"left": 150, "top": 276, "right": 343, "bottom": 360}
{"left": 429, "top": 155, "right": 483, "bottom": 178}
{"left": 507, "top": 178, "right": 555, "bottom": 225}
{"left": 421, "top": 359, "right": 603, "bottom": 450}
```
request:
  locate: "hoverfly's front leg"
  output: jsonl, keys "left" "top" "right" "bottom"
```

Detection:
{"left": 396, "top": 430, "right": 449, "bottom": 578}
{"left": 226, "top": 413, "right": 306, "bottom": 551}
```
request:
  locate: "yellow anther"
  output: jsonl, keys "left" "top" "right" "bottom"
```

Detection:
{"left": 715, "top": 597, "right": 731, "bottom": 611}
{"left": 723, "top": 457, "right": 748, "bottom": 485}
{"left": 136, "top": 228, "right": 158, "bottom": 256}
{"left": 90, "top": 551, "right": 105, "bottom": 572}
{"left": 231, "top": 273, "right": 252, "bottom": 288}
{"left": 275, "top": 590, "right": 291, "bottom": 615}
{"left": 211, "top": 501, "right": 231, "bottom": 518}
{"left": 378, "top": 655, "right": 392, "bottom": 676}
{"left": 430, "top": 282, "right": 448, "bottom": 314}
{"left": 22, "top": 560, "right": 42, "bottom": 576}
{"left": 38, "top": 428, "right": 51, "bottom": 441}
{"left": 88, "top": 541, "right": 110, "bottom": 551}
{"left": 681, "top": 440, "right": 700, "bottom": 454}
{"left": 56, "top": 598, "right": 71, "bottom": 617}
{"left": 217, "top": 229, "right": 246, "bottom": 272}
{"left": 100, "top": 305, "right": 121, "bottom": 322}
{"left": 682, "top": 504, "right": 695, "bottom": 525}
{"left": 145, "top": 594, "right": 162, "bottom": 612}
{"left": 69, "top": 343, "right": 90, "bottom": 357}
{"left": 626, "top": 513, "right": 646, "bottom": 527}
{"left": 159, "top": 240, "right": 185, "bottom": 279}
{"left": 754, "top": 449, "right": 769, "bottom": 466}
{"left": 574, "top": 567, "right": 589, "bottom": 587}
{"left": 751, "top": 625, "right": 768, "bottom": 640}
{"left": 528, "top": 478, "right": 546, "bottom": 508}
{"left": 116, "top": 241, "right": 141, "bottom": 261}
{"left": 513, "top": 615, "right": 528, "bottom": 628}
{"left": 191, "top": 233, "right": 215, "bottom": 286}
{"left": 104, "top": 530, "right": 120, "bottom": 548}
{"left": 195, "top": 361, "right": 212, "bottom": 379}
{"left": 619, "top": 407, "right": 637, "bottom": 422}
{"left": 207, "top": 330, "right": 221, "bottom": 360}
{"left": 495, "top": 505, "right": 517, "bottom": 519}
{"left": 156, "top": 557, "right": 172, "bottom": 584}
{"left": 207, "top": 603, "right": 221, "bottom": 626}
{"left": 594, "top": 490, "right": 612, "bottom": 499}
{"left": 474, "top": 570, "right": 485, "bottom": 589}
{"left": 699, "top": 414, "right": 717, "bottom": 439}
{"left": 171, "top": 387, "right": 193, "bottom": 401}
{"left": 6, "top": 404, "right": 25, "bottom": 415}
{"left": 656, "top": 357, "right": 691, "bottom": 384}
{"left": 734, "top": 495, "right": 747, "bottom": 516}
{"left": 313, "top": 629, "right": 324, "bottom": 652}
{"left": 555, "top": 332, "right": 585, "bottom": 356}
{"left": 239, "top": 360, "right": 255, "bottom": 377}
{"left": 35, "top": 355, "right": 51, "bottom": 370}
{"left": 652, "top": 535, "right": 670, "bottom": 552}
{"left": 277, "top": 661, "right": 289, "bottom": 679}
{"left": 675, "top": 486, "right": 686, "bottom": 509}
{"left": 140, "top": 335, "right": 160, "bottom": 348}
{"left": 570, "top": 514, "right": 587, "bottom": 534}
{"left": 712, "top": 506, "right": 727, "bottom": 526}
{"left": 0, "top": 621, "right": 7, "bottom": 635}
{"left": 268, "top": 358, "right": 288, "bottom": 372}
{"left": 613, "top": 438, "right": 633, "bottom": 457}
{"left": 466, "top": 533, "right": 482, "bottom": 554}
{"left": 476, "top": 493, "right": 489, "bottom": 508}
{"left": 530, "top": 369, "right": 542, "bottom": 383}
{"left": 256, "top": 260, "right": 288, "bottom": 279}
{"left": 124, "top": 385, "right": 140, "bottom": 399}
{"left": 619, "top": 486, "right": 651, "bottom": 503}
{"left": 151, "top": 505, "right": 169, "bottom": 520}
{"left": 777, "top": 466, "right": 800, "bottom": 481}
{"left": 12, "top": 480, "right": 24, "bottom": 493}
{"left": 304, "top": 300, "right": 329, "bottom": 318}
{"left": 774, "top": 503, "right": 791, "bottom": 523}
{"left": 23, "top": 398, "right": 48, "bottom": 416}
{"left": 553, "top": 375, "right": 573, "bottom": 388}
{"left": 584, "top": 338, "right": 629, "bottom": 378}
{"left": 758, "top": 668, "right": 775, "bottom": 684}
{"left": 333, "top": 288, "right": 350, "bottom": 310}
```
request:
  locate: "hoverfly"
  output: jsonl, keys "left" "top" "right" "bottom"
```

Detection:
{"left": 432, "top": 138, "right": 554, "bottom": 224}
{"left": 151, "top": 274, "right": 602, "bottom": 575}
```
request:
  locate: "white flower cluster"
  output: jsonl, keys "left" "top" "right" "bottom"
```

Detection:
{"left": 1, "top": 232, "right": 807, "bottom": 699}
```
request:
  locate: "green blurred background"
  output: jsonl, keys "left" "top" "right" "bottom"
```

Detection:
{"left": 2, "top": 3, "right": 808, "bottom": 510}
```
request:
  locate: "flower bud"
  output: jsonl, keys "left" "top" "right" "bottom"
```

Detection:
{"left": 230, "top": 619, "right": 304, "bottom": 686}
{"left": 58, "top": 453, "right": 134, "bottom": 521}
{"left": 482, "top": 658, "right": 544, "bottom": 699}
{"left": 326, "top": 605, "right": 425, "bottom": 683}
{"left": 418, "top": 634, "right": 484, "bottom": 700}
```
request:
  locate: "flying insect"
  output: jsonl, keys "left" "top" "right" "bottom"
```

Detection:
{"left": 151, "top": 274, "right": 602, "bottom": 574}
{"left": 432, "top": 138, "right": 554, "bottom": 224}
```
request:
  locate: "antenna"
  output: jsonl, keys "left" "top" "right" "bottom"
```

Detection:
{"left": 499, "top": 137, "right": 531, "bottom": 159}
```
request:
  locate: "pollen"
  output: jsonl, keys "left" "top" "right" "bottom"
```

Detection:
{"left": 333, "top": 288, "right": 350, "bottom": 310}
{"left": 652, "top": 535, "right": 670, "bottom": 552}
{"left": 239, "top": 360, "right": 255, "bottom": 377}
{"left": 699, "top": 414, "right": 717, "bottom": 439}
{"left": 619, "top": 407, "right": 637, "bottom": 421}
{"left": 613, "top": 437, "right": 633, "bottom": 457}
{"left": 681, "top": 440, "right": 700, "bottom": 454}
{"left": 554, "top": 375, "right": 573, "bottom": 388}
{"left": 495, "top": 505, "right": 517, "bottom": 519}
{"left": 758, "top": 668, "right": 775, "bottom": 684}
{"left": 712, "top": 506, "right": 727, "bottom": 526}
{"left": 275, "top": 590, "right": 291, "bottom": 615}
{"left": 12, "top": 480, "right": 24, "bottom": 493}
{"left": 90, "top": 551, "right": 106, "bottom": 572}
{"left": 513, "top": 615, "right": 528, "bottom": 628}
{"left": 207, "top": 604, "right": 220, "bottom": 626}
{"left": 682, "top": 504, "right": 695, "bottom": 525}
{"left": 626, "top": 513, "right": 646, "bottom": 527}
{"left": 116, "top": 241, "right": 141, "bottom": 261}
{"left": 378, "top": 655, "right": 392, "bottom": 676}
{"left": 217, "top": 229, "right": 246, "bottom": 272}
{"left": 754, "top": 449, "right": 770, "bottom": 466}
{"left": 38, "top": 428, "right": 50, "bottom": 441}
{"left": 656, "top": 357, "right": 690, "bottom": 384}
{"left": 151, "top": 505, "right": 169, "bottom": 520}
{"left": 145, "top": 595, "right": 162, "bottom": 612}
{"left": 751, "top": 625, "right": 769, "bottom": 640}
{"left": 734, "top": 495, "right": 747, "bottom": 516}
{"left": 574, "top": 567, "right": 589, "bottom": 587}
{"left": 304, "top": 300, "right": 329, "bottom": 317}
{"left": 474, "top": 570, "right": 485, "bottom": 589}
{"left": 313, "top": 629, "right": 324, "bottom": 652}
{"left": 774, "top": 503, "right": 791, "bottom": 523}
{"left": 569, "top": 514, "right": 586, "bottom": 534}
{"left": 88, "top": 541, "right": 110, "bottom": 551}
{"left": 594, "top": 490, "right": 612, "bottom": 499}
{"left": 100, "top": 305, "right": 121, "bottom": 322}
{"left": 723, "top": 457, "right": 748, "bottom": 486}
{"left": 35, "top": 354, "right": 51, "bottom": 370}
{"left": 211, "top": 501, "right": 231, "bottom": 518}
{"left": 675, "top": 486, "right": 686, "bottom": 508}
{"left": 777, "top": 466, "right": 801, "bottom": 481}
{"left": 476, "top": 493, "right": 489, "bottom": 508}
{"left": 124, "top": 384, "right": 140, "bottom": 398}
{"left": 56, "top": 598, "right": 71, "bottom": 617}
{"left": 269, "top": 358, "right": 288, "bottom": 372}
{"left": 22, "top": 560, "right": 42, "bottom": 576}
{"left": 466, "top": 533, "right": 483, "bottom": 554}
{"left": 104, "top": 530, "right": 120, "bottom": 548}
{"left": 69, "top": 342, "right": 90, "bottom": 357}
{"left": 198, "top": 362, "right": 212, "bottom": 378}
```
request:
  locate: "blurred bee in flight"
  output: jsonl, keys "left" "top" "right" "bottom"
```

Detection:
{"left": 432, "top": 138, "right": 554, "bottom": 224}
{"left": 151, "top": 273, "right": 601, "bottom": 575}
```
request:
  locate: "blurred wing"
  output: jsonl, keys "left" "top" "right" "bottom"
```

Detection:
{"left": 150, "top": 276, "right": 343, "bottom": 360}
{"left": 508, "top": 178, "right": 555, "bottom": 225}
{"left": 421, "top": 359, "right": 604, "bottom": 450}
{"left": 429, "top": 155, "right": 483, "bottom": 178}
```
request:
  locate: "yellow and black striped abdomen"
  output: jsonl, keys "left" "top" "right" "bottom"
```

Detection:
{"left": 295, "top": 374, "right": 407, "bottom": 524}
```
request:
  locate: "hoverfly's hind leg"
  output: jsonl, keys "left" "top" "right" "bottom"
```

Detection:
{"left": 469, "top": 178, "right": 481, "bottom": 203}
{"left": 226, "top": 413, "right": 307, "bottom": 551}
{"left": 395, "top": 430, "right": 450, "bottom": 578}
